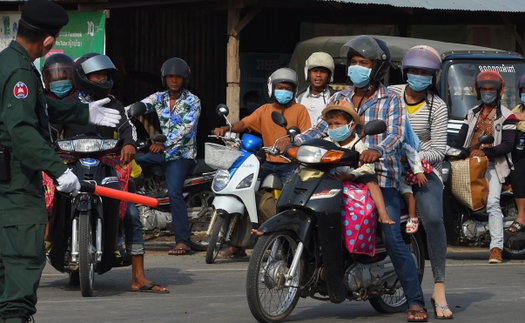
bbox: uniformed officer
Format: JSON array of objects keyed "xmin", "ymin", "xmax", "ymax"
[{"xmin": 0, "ymin": 1, "xmax": 121, "ymax": 322}]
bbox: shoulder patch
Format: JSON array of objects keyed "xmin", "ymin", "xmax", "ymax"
[{"xmin": 13, "ymin": 82, "xmax": 29, "ymax": 99}]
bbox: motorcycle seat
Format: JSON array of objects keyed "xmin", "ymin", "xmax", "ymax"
[{"xmin": 190, "ymin": 159, "xmax": 214, "ymax": 175}]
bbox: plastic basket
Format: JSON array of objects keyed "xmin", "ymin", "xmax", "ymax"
[{"xmin": 204, "ymin": 142, "xmax": 243, "ymax": 170}]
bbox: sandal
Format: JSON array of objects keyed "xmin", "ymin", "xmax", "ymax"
[
  {"xmin": 431, "ymin": 298, "xmax": 453, "ymax": 320},
  {"xmin": 508, "ymin": 220, "xmax": 525, "ymax": 233},
  {"xmin": 406, "ymin": 218, "xmax": 419, "ymax": 234},
  {"xmin": 168, "ymin": 244, "xmax": 194, "ymax": 256},
  {"xmin": 407, "ymin": 305, "xmax": 428, "ymax": 322}
]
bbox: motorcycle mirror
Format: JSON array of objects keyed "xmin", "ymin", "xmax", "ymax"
[
  {"xmin": 151, "ymin": 133, "xmax": 168, "ymax": 143},
  {"xmin": 287, "ymin": 126, "xmax": 300, "ymax": 139},
  {"xmin": 271, "ymin": 111, "xmax": 288, "ymax": 128},
  {"xmin": 478, "ymin": 135, "xmax": 494, "ymax": 145},
  {"xmin": 216, "ymin": 104, "xmax": 229, "ymax": 117},
  {"xmin": 363, "ymin": 120, "xmax": 387, "ymax": 136},
  {"xmin": 127, "ymin": 102, "xmax": 147, "ymax": 119},
  {"xmin": 467, "ymin": 135, "xmax": 495, "ymax": 150}
]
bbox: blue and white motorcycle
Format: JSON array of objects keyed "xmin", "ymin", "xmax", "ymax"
[{"xmin": 204, "ymin": 104, "xmax": 295, "ymax": 264}]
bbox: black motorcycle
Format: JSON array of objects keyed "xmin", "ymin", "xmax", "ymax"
[
  {"xmin": 245, "ymin": 114, "xmax": 425, "ymax": 323},
  {"xmin": 129, "ymin": 102, "xmax": 216, "ymax": 251},
  {"xmin": 48, "ymin": 132, "xmax": 125, "ymax": 297},
  {"xmin": 443, "ymin": 135, "xmax": 525, "ymax": 259}
]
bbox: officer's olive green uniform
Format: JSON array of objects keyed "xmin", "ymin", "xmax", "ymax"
[{"xmin": 0, "ymin": 41, "xmax": 89, "ymax": 319}]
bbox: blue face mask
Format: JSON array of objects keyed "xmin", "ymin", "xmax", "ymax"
[
  {"xmin": 521, "ymin": 93, "xmax": 525, "ymax": 105},
  {"xmin": 348, "ymin": 65, "xmax": 371, "ymax": 88},
  {"xmin": 50, "ymin": 80, "xmax": 72, "ymax": 98},
  {"xmin": 274, "ymin": 90, "xmax": 293, "ymax": 105},
  {"xmin": 407, "ymin": 74, "xmax": 432, "ymax": 92},
  {"xmin": 480, "ymin": 91, "xmax": 498, "ymax": 105},
  {"xmin": 327, "ymin": 123, "xmax": 352, "ymax": 142}
]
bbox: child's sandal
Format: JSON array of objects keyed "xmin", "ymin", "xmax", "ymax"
[{"xmin": 406, "ymin": 218, "xmax": 419, "ymax": 234}]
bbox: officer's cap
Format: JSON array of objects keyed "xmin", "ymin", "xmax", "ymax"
[{"xmin": 21, "ymin": 0, "xmax": 69, "ymax": 35}]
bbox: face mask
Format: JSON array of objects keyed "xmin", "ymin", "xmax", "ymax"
[
  {"xmin": 246, "ymin": 102, "xmax": 259, "ymax": 113},
  {"xmin": 348, "ymin": 65, "xmax": 371, "ymax": 88},
  {"xmin": 407, "ymin": 74, "xmax": 432, "ymax": 92},
  {"xmin": 274, "ymin": 90, "xmax": 293, "ymax": 105},
  {"xmin": 480, "ymin": 91, "xmax": 498, "ymax": 105},
  {"xmin": 327, "ymin": 123, "xmax": 352, "ymax": 142},
  {"xmin": 521, "ymin": 93, "xmax": 525, "ymax": 105},
  {"xmin": 50, "ymin": 80, "xmax": 73, "ymax": 98}
]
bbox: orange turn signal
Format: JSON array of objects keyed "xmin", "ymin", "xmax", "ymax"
[{"xmin": 321, "ymin": 150, "xmax": 344, "ymax": 163}]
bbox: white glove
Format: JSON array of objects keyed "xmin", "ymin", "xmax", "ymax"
[
  {"xmin": 88, "ymin": 98, "xmax": 121, "ymax": 127},
  {"xmin": 56, "ymin": 168, "xmax": 81, "ymax": 196}
]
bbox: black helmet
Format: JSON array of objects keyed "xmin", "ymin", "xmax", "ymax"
[
  {"xmin": 73, "ymin": 53, "xmax": 117, "ymax": 99},
  {"xmin": 340, "ymin": 35, "xmax": 391, "ymax": 84},
  {"xmin": 161, "ymin": 57, "xmax": 190, "ymax": 89},
  {"xmin": 42, "ymin": 53, "xmax": 74, "ymax": 90}
]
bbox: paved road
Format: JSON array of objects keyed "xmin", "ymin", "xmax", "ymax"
[{"xmin": 35, "ymin": 244, "xmax": 525, "ymax": 323}]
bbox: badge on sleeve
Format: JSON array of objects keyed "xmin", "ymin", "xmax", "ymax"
[{"xmin": 13, "ymin": 82, "xmax": 29, "ymax": 99}]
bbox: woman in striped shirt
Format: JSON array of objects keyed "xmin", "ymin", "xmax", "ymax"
[{"xmin": 389, "ymin": 45, "xmax": 452, "ymax": 320}]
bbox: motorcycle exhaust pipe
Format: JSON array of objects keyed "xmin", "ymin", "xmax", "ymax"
[{"xmin": 79, "ymin": 181, "xmax": 159, "ymax": 207}]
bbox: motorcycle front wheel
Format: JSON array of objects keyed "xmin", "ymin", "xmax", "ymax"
[
  {"xmin": 246, "ymin": 230, "xmax": 301, "ymax": 323},
  {"xmin": 186, "ymin": 188, "xmax": 215, "ymax": 251},
  {"xmin": 369, "ymin": 231, "xmax": 425, "ymax": 313},
  {"xmin": 205, "ymin": 213, "xmax": 229, "ymax": 264},
  {"xmin": 78, "ymin": 211, "xmax": 96, "ymax": 297}
]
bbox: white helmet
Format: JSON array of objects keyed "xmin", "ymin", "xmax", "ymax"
[
  {"xmin": 304, "ymin": 52, "xmax": 334, "ymax": 83},
  {"xmin": 267, "ymin": 67, "xmax": 298, "ymax": 98}
]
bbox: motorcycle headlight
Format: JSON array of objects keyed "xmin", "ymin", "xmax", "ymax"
[
  {"xmin": 56, "ymin": 139, "xmax": 119, "ymax": 152},
  {"xmin": 288, "ymin": 145, "xmax": 344, "ymax": 164},
  {"xmin": 213, "ymin": 169, "xmax": 230, "ymax": 192}
]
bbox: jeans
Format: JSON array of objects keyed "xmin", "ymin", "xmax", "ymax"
[
  {"xmin": 486, "ymin": 162, "xmax": 504, "ymax": 250},
  {"xmin": 136, "ymin": 153, "xmax": 195, "ymax": 245},
  {"xmin": 380, "ymin": 187, "xmax": 425, "ymax": 308},
  {"xmin": 123, "ymin": 202, "xmax": 145, "ymax": 255},
  {"xmin": 259, "ymin": 162, "xmax": 296, "ymax": 185},
  {"xmin": 412, "ymin": 172, "xmax": 447, "ymax": 283}
]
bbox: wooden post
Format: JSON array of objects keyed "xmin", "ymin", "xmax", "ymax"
[{"xmin": 226, "ymin": 9, "xmax": 241, "ymax": 123}]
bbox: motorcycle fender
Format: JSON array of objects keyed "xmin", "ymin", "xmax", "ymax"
[
  {"xmin": 317, "ymin": 211, "xmax": 347, "ymax": 304},
  {"xmin": 213, "ymin": 195, "xmax": 245, "ymax": 215},
  {"xmin": 257, "ymin": 209, "xmax": 313, "ymax": 245}
]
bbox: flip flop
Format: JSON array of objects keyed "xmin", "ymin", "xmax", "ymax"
[
  {"xmin": 128, "ymin": 282, "xmax": 170, "ymax": 293},
  {"xmin": 168, "ymin": 246, "xmax": 194, "ymax": 256}
]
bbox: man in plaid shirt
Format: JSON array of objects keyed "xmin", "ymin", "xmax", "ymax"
[{"xmin": 293, "ymin": 35, "xmax": 427, "ymax": 322}]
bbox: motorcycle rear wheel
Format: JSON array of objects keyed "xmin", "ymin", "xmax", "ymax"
[
  {"xmin": 78, "ymin": 211, "xmax": 96, "ymax": 297},
  {"xmin": 246, "ymin": 230, "xmax": 301, "ymax": 323},
  {"xmin": 186, "ymin": 188, "xmax": 215, "ymax": 251},
  {"xmin": 205, "ymin": 214, "xmax": 228, "ymax": 264},
  {"xmin": 369, "ymin": 231, "xmax": 425, "ymax": 313}
]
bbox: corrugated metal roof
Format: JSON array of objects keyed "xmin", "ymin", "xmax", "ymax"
[{"xmin": 323, "ymin": 0, "xmax": 525, "ymax": 12}]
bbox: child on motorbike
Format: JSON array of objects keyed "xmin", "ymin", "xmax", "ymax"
[{"xmin": 322, "ymin": 100, "xmax": 394, "ymax": 225}]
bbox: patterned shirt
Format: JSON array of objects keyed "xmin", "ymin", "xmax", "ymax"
[
  {"xmin": 138, "ymin": 89, "xmax": 201, "ymax": 161},
  {"xmin": 294, "ymin": 83, "xmax": 405, "ymax": 189}
]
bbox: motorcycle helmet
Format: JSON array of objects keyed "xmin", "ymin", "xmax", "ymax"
[
  {"xmin": 73, "ymin": 53, "xmax": 117, "ymax": 99},
  {"xmin": 267, "ymin": 67, "xmax": 298, "ymax": 98},
  {"xmin": 474, "ymin": 70, "xmax": 505, "ymax": 100},
  {"xmin": 42, "ymin": 53, "xmax": 74, "ymax": 91},
  {"xmin": 518, "ymin": 74, "xmax": 525, "ymax": 94},
  {"xmin": 304, "ymin": 52, "xmax": 335, "ymax": 82},
  {"xmin": 161, "ymin": 57, "xmax": 191, "ymax": 89},
  {"xmin": 402, "ymin": 45, "xmax": 442, "ymax": 80},
  {"xmin": 340, "ymin": 35, "xmax": 391, "ymax": 84}
]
